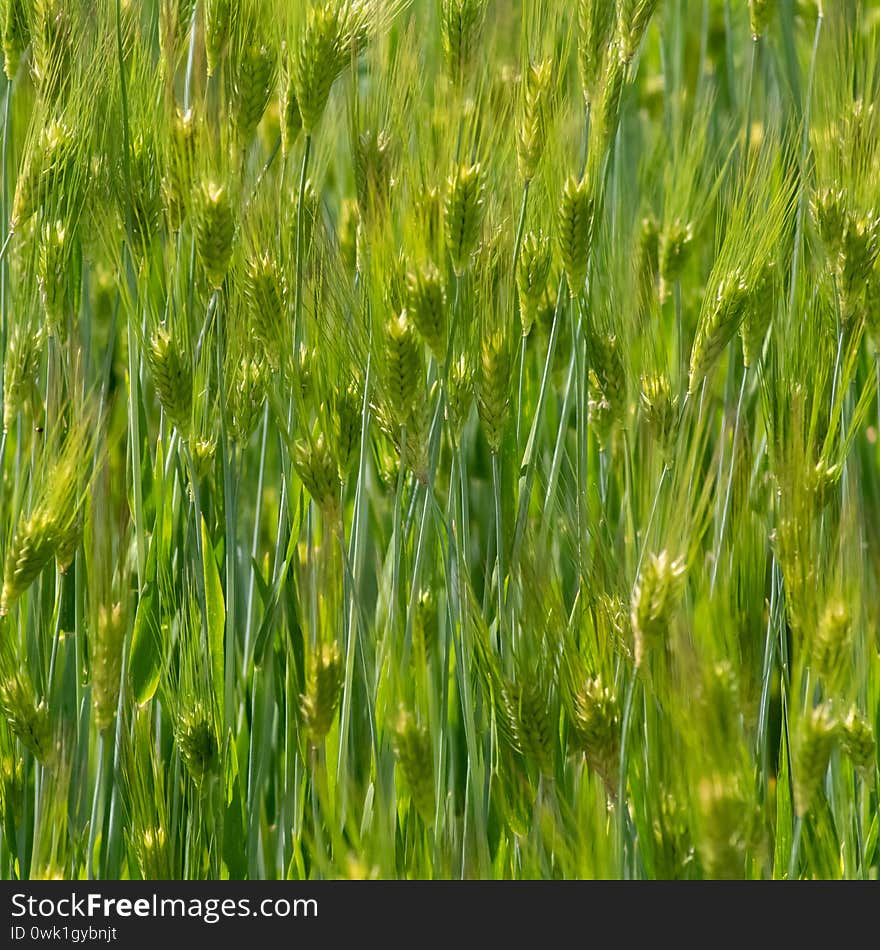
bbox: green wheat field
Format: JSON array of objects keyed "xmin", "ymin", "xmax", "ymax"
[{"xmin": 0, "ymin": 0, "xmax": 878, "ymax": 882}]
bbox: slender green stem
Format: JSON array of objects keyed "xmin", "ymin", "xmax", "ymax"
[
  {"xmin": 511, "ymin": 274, "xmax": 567, "ymax": 568},
  {"xmin": 711, "ymin": 367, "xmax": 748, "ymax": 594},
  {"xmin": 294, "ymin": 135, "xmax": 313, "ymax": 350},
  {"xmin": 491, "ymin": 452, "xmax": 504, "ymax": 644}
]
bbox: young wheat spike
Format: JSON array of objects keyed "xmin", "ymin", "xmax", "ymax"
[
  {"xmin": 578, "ymin": 0, "xmax": 616, "ymax": 105},
  {"xmin": 440, "ymin": 0, "xmax": 485, "ymax": 88},
  {"xmin": 195, "ymin": 180, "xmax": 235, "ymax": 289},
  {"xmin": 293, "ymin": 2, "xmax": 351, "ymax": 135},
  {"xmin": 841, "ymin": 708, "xmax": 876, "ymax": 781},
  {"xmin": 91, "ymin": 603, "xmax": 125, "ymax": 733},
  {"xmin": 502, "ymin": 678, "xmax": 555, "ymax": 778},
  {"xmin": 292, "ymin": 431, "xmax": 341, "ymax": 520},
  {"xmin": 0, "ymin": 673, "xmax": 54, "ymax": 764},
  {"xmin": 618, "ymin": 0, "xmax": 661, "ymax": 64},
  {"xmin": 233, "ymin": 42, "xmax": 278, "ymax": 144},
  {"xmin": 300, "ymin": 642, "xmax": 344, "ymax": 745},
  {"xmin": 1, "ymin": 0, "xmax": 28, "ymax": 80},
  {"xmin": 406, "ymin": 262, "xmax": 447, "ymax": 361},
  {"xmin": 393, "ymin": 710, "xmax": 435, "ymax": 823},
  {"xmin": 749, "ymin": 0, "xmax": 775, "ymax": 40},
  {"xmin": 517, "ymin": 229, "xmax": 552, "ymax": 336},
  {"xmin": 740, "ymin": 260, "xmax": 776, "ymax": 368},
  {"xmin": 558, "ymin": 174, "xmax": 593, "ymax": 296},
  {"xmin": 243, "ymin": 252, "xmax": 285, "ymax": 369},
  {"xmin": 148, "ymin": 327, "xmax": 193, "ymax": 436},
  {"xmin": 205, "ymin": 0, "xmax": 231, "ymax": 76},
  {"xmin": 517, "ymin": 59, "xmax": 552, "ymax": 183},
  {"xmin": 631, "ymin": 550, "xmax": 686, "ymax": 668},
  {"xmin": 640, "ymin": 373, "xmax": 678, "ymax": 454},
  {"xmin": 2, "ymin": 512, "xmax": 57, "ymax": 615},
  {"xmin": 444, "ymin": 162, "xmax": 486, "ymax": 277},
  {"xmin": 177, "ymin": 705, "xmax": 220, "ymax": 786},
  {"xmin": 331, "ymin": 382, "xmax": 361, "ymax": 479},
  {"xmin": 279, "ymin": 41, "xmax": 303, "ymax": 157},
  {"xmin": 793, "ymin": 703, "xmax": 838, "ymax": 816},
  {"xmin": 384, "ymin": 310, "xmax": 423, "ymax": 430},
  {"xmin": 569, "ymin": 676, "xmax": 620, "ymax": 794},
  {"xmin": 812, "ymin": 597, "xmax": 851, "ymax": 693},
  {"xmin": 477, "ymin": 328, "xmax": 512, "ymax": 454},
  {"xmin": 227, "ymin": 353, "xmax": 269, "ymax": 445},
  {"xmin": 688, "ymin": 267, "xmax": 751, "ymax": 394}
]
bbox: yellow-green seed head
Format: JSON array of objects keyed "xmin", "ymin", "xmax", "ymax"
[
  {"xmin": 148, "ymin": 327, "xmax": 192, "ymax": 436},
  {"xmin": 812, "ymin": 186, "xmax": 847, "ymax": 259},
  {"xmin": 356, "ymin": 127, "xmax": 394, "ymax": 216},
  {"xmin": 294, "ymin": 3, "xmax": 349, "ymax": 134},
  {"xmin": 129, "ymin": 132, "xmax": 164, "ymax": 250},
  {"xmin": 135, "ymin": 825, "xmax": 172, "ymax": 881},
  {"xmin": 793, "ymin": 703, "xmax": 838, "ymax": 816},
  {"xmin": 841, "ymin": 708, "xmax": 876, "ymax": 781},
  {"xmin": 413, "ymin": 588, "xmax": 438, "ymax": 659},
  {"xmin": 839, "ymin": 210, "xmax": 880, "ymax": 316},
  {"xmin": 440, "ymin": 0, "xmax": 485, "ymax": 88},
  {"xmin": 591, "ymin": 333, "xmax": 625, "ymax": 424},
  {"xmin": 280, "ymin": 42, "xmax": 303, "ymax": 156},
  {"xmin": 570, "ymin": 676, "xmax": 620, "ymax": 793},
  {"xmin": 228, "ymin": 354, "xmax": 268, "ymax": 445},
  {"xmin": 54, "ymin": 513, "xmax": 81, "ymax": 575},
  {"xmin": 658, "ymin": 218, "xmax": 694, "ymax": 292},
  {"xmin": 234, "ymin": 42, "xmax": 277, "ymax": 143},
  {"xmin": 37, "ymin": 219, "xmax": 71, "ymax": 337},
  {"xmin": 91, "ymin": 602, "xmax": 124, "ymax": 733},
  {"xmin": 639, "ymin": 214, "xmax": 660, "ymax": 287},
  {"xmin": 598, "ymin": 45, "xmax": 626, "ymax": 145},
  {"xmin": 619, "ymin": 0, "xmax": 661, "ymax": 64},
  {"xmin": 384, "ymin": 311, "xmax": 423, "ymax": 429},
  {"xmin": 0, "ymin": 751, "xmax": 24, "ymax": 827},
  {"xmin": 332, "ymin": 383, "xmax": 361, "ymax": 479},
  {"xmin": 293, "ymin": 432, "xmax": 341, "ymax": 519},
  {"xmin": 631, "ymin": 550, "xmax": 686, "ymax": 667},
  {"xmin": 393, "ymin": 710, "xmax": 435, "ymax": 823},
  {"xmin": 196, "ymin": 181, "xmax": 235, "ymax": 288},
  {"xmin": 163, "ymin": 108, "xmax": 197, "ymax": 232},
  {"xmin": 300, "ymin": 642, "xmax": 344, "ymax": 745},
  {"xmin": 517, "ymin": 58, "xmax": 552, "ymax": 182},
  {"xmin": 1, "ymin": 509, "xmax": 58, "ymax": 615},
  {"xmin": 32, "ymin": 0, "xmax": 73, "ymax": 99},
  {"xmin": 3, "ymin": 327, "xmax": 43, "ymax": 433},
  {"xmin": 0, "ymin": 674, "xmax": 54, "ymax": 764},
  {"xmin": 2, "ymin": 0, "xmax": 29, "ymax": 80},
  {"xmin": 640, "ymin": 373, "xmax": 678, "ymax": 454},
  {"xmin": 444, "ymin": 162, "xmax": 486, "ymax": 277},
  {"xmin": 204, "ymin": 0, "xmax": 231, "ymax": 76},
  {"xmin": 740, "ymin": 260, "xmax": 776, "ymax": 368},
  {"xmin": 749, "ymin": 0, "xmax": 775, "ymax": 39},
  {"xmin": 558, "ymin": 175, "xmax": 593, "ymax": 296},
  {"xmin": 696, "ymin": 772, "xmax": 758, "ymax": 879},
  {"xmin": 11, "ymin": 118, "xmax": 76, "ymax": 232},
  {"xmin": 503, "ymin": 678, "xmax": 554, "ymax": 777},
  {"xmin": 477, "ymin": 328, "xmax": 512, "ymax": 454},
  {"xmin": 578, "ymin": 0, "xmax": 616, "ymax": 103},
  {"xmin": 812, "ymin": 598, "xmax": 851, "ymax": 692},
  {"xmin": 405, "ymin": 262, "xmax": 447, "ymax": 361},
  {"xmin": 447, "ymin": 356, "xmax": 473, "ymax": 435},
  {"xmin": 177, "ymin": 706, "xmax": 219, "ymax": 785},
  {"xmin": 244, "ymin": 253, "xmax": 285, "ymax": 369},
  {"xmin": 517, "ymin": 229, "xmax": 552, "ymax": 336},
  {"xmin": 689, "ymin": 268, "xmax": 751, "ymax": 393},
  {"xmin": 338, "ymin": 197, "xmax": 360, "ymax": 273}
]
